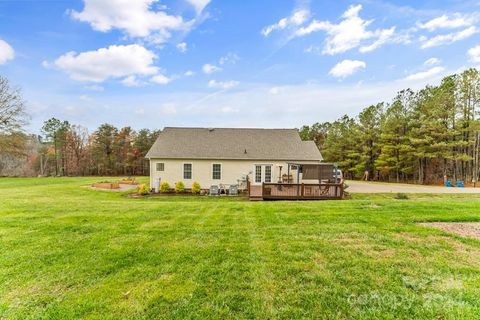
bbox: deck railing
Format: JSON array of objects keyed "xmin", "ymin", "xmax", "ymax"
[{"xmin": 261, "ymin": 182, "xmax": 344, "ymax": 200}]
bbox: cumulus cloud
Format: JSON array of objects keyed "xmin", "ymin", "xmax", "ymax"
[
  {"xmin": 150, "ymin": 74, "xmax": 171, "ymax": 85},
  {"xmin": 208, "ymin": 80, "xmax": 239, "ymax": 89},
  {"xmin": 51, "ymin": 44, "xmax": 158, "ymax": 82},
  {"xmin": 359, "ymin": 27, "xmax": 396, "ymax": 53},
  {"xmin": 177, "ymin": 42, "xmax": 187, "ymax": 53},
  {"xmin": 468, "ymin": 45, "xmax": 480, "ymax": 63},
  {"xmin": 0, "ymin": 39, "xmax": 14, "ymax": 64},
  {"xmin": 121, "ymin": 75, "xmax": 142, "ymax": 87},
  {"xmin": 69, "ymin": 0, "xmax": 208, "ymax": 44},
  {"xmin": 202, "ymin": 63, "xmax": 222, "ymax": 74},
  {"xmin": 295, "ymin": 4, "xmax": 397, "ymax": 55},
  {"xmin": 420, "ymin": 26, "xmax": 477, "ymax": 49},
  {"xmin": 403, "ymin": 66, "xmax": 445, "ymax": 81},
  {"xmin": 418, "ymin": 13, "xmax": 477, "ymax": 31},
  {"xmin": 329, "ymin": 60, "xmax": 366, "ymax": 78},
  {"xmin": 219, "ymin": 52, "xmax": 239, "ymax": 65},
  {"xmin": 262, "ymin": 9, "xmax": 309, "ymax": 36},
  {"xmin": 184, "ymin": 70, "xmax": 195, "ymax": 77}
]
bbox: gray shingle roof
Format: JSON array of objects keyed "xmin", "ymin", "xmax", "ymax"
[{"xmin": 146, "ymin": 127, "xmax": 323, "ymax": 161}]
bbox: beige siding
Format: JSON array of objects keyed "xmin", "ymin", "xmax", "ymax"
[{"xmin": 149, "ymin": 159, "xmax": 321, "ymax": 190}]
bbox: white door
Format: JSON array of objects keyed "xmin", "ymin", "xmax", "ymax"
[{"xmin": 254, "ymin": 165, "xmax": 273, "ymax": 184}]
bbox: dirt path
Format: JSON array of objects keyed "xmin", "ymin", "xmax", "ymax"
[{"xmin": 347, "ymin": 180, "xmax": 480, "ymax": 194}]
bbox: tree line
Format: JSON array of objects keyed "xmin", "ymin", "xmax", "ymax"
[
  {"xmin": 0, "ymin": 75, "xmax": 159, "ymax": 177},
  {"xmin": 299, "ymin": 68, "xmax": 480, "ymax": 185}
]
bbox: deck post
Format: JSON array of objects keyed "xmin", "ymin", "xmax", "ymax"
[
  {"xmin": 301, "ymin": 183, "xmax": 305, "ymax": 199},
  {"xmin": 262, "ymin": 182, "xmax": 264, "ymax": 198}
]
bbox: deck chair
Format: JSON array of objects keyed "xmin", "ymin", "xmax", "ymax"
[
  {"xmin": 456, "ymin": 181, "xmax": 465, "ymax": 188},
  {"xmin": 445, "ymin": 181, "xmax": 453, "ymax": 187},
  {"xmin": 210, "ymin": 185, "xmax": 219, "ymax": 195}
]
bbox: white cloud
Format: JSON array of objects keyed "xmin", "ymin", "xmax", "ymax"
[
  {"xmin": 419, "ymin": 14, "xmax": 476, "ymax": 31},
  {"xmin": 296, "ymin": 4, "xmax": 396, "ymax": 55},
  {"xmin": 0, "ymin": 39, "xmax": 14, "ymax": 64},
  {"xmin": 221, "ymin": 106, "xmax": 239, "ymax": 113},
  {"xmin": 359, "ymin": 27, "xmax": 396, "ymax": 53},
  {"xmin": 424, "ymin": 57, "xmax": 441, "ymax": 66},
  {"xmin": 79, "ymin": 94, "xmax": 92, "ymax": 101},
  {"xmin": 69, "ymin": 0, "xmax": 207, "ymax": 44},
  {"xmin": 262, "ymin": 9, "xmax": 309, "ymax": 36},
  {"xmin": 177, "ymin": 42, "xmax": 187, "ymax": 53},
  {"xmin": 403, "ymin": 66, "xmax": 445, "ymax": 81},
  {"xmin": 52, "ymin": 44, "xmax": 158, "ymax": 82},
  {"xmin": 329, "ymin": 60, "xmax": 366, "ymax": 78},
  {"xmin": 150, "ymin": 74, "xmax": 171, "ymax": 85},
  {"xmin": 468, "ymin": 45, "xmax": 480, "ymax": 63},
  {"xmin": 208, "ymin": 80, "xmax": 239, "ymax": 89},
  {"xmin": 121, "ymin": 75, "xmax": 142, "ymax": 87},
  {"xmin": 184, "ymin": 70, "xmax": 195, "ymax": 77},
  {"xmin": 202, "ymin": 63, "xmax": 222, "ymax": 74},
  {"xmin": 186, "ymin": 0, "xmax": 211, "ymax": 14},
  {"xmin": 420, "ymin": 26, "xmax": 477, "ymax": 48},
  {"xmin": 160, "ymin": 103, "xmax": 177, "ymax": 115},
  {"xmin": 269, "ymin": 87, "xmax": 281, "ymax": 94},
  {"xmin": 134, "ymin": 107, "xmax": 145, "ymax": 115},
  {"xmin": 219, "ymin": 53, "xmax": 239, "ymax": 65},
  {"xmin": 84, "ymin": 84, "xmax": 104, "ymax": 91}
]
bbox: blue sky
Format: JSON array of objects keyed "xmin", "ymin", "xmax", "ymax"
[{"xmin": 1, "ymin": 0, "xmax": 480, "ymax": 133}]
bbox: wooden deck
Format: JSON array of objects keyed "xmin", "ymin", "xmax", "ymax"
[{"xmin": 248, "ymin": 182, "xmax": 344, "ymax": 200}]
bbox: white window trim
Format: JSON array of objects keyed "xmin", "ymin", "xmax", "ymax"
[
  {"xmin": 253, "ymin": 164, "xmax": 274, "ymax": 184},
  {"xmin": 156, "ymin": 162, "xmax": 165, "ymax": 172},
  {"xmin": 183, "ymin": 163, "xmax": 193, "ymax": 180},
  {"xmin": 212, "ymin": 163, "xmax": 222, "ymax": 180}
]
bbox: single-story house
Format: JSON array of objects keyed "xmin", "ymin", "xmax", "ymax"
[{"xmin": 146, "ymin": 127, "xmax": 323, "ymax": 191}]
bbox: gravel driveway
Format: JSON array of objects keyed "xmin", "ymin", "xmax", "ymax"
[{"xmin": 347, "ymin": 180, "xmax": 480, "ymax": 194}]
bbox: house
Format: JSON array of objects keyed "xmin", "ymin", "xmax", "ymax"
[{"xmin": 146, "ymin": 127, "xmax": 323, "ymax": 192}]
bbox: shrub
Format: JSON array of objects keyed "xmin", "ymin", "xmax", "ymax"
[
  {"xmin": 160, "ymin": 181, "xmax": 171, "ymax": 193},
  {"xmin": 395, "ymin": 193, "xmax": 409, "ymax": 200},
  {"xmin": 192, "ymin": 181, "xmax": 201, "ymax": 194},
  {"xmin": 138, "ymin": 184, "xmax": 149, "ymax": 196},
  {"xmin": 175, "ymin": 181, "xmax": 185, "ymax": 193}
]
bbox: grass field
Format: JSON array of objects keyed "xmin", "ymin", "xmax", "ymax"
[{"xmin": 2, "ymin": 177, "xmax": 480, "ymax": 319}]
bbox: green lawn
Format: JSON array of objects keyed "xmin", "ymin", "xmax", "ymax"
[{"xmin": 2, "ymin": 177, "xmax": 480, "ymax": 319}]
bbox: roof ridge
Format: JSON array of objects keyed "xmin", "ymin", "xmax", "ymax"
[{"xmin": 163, "ymin": 127, "xmax": 298, "ymax": 130}]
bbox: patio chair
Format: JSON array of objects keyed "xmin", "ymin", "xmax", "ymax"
[
  {"xmin": 229, "ymin": 185, "xmax": 238, "ymax": 196},
  {"xmin": 210, "ymin": 185, "xmax": 219, "ymax": 195},
  {"xmin": 456, "ymin": 181, "xmax": 465, "ymax": 188}
]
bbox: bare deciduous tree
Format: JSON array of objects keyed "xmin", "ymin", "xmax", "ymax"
[{"xmin": 0, "ymin": 75, "xmax": 27, "ymax": 134}]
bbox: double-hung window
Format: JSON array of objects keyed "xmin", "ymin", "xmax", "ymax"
[
  {"xmin": 183, "ymin": 163, "xmax": 192, "ymax": 179},
  {"xmin": 156, "ymin": 163, "xmax": 164, "ymax": 171},
  {"xmin": 212, "ymin": 164, "xmax": 221, "ymax": 180}
]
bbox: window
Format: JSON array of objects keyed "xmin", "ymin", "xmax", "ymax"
[
  {"xmin": 265, "ymin": 165, "xmax": 272, "ymax": 183},
  {"xmin": 255, "ymin": 165, "xmax": 262, "ymax": 183},
  {"xmin": 156, "ymin": 163, "xmax": 164, "ymax": 171},
  {"xmin": 183, "ymin": 163, "xmax": 192, "ymax": 179},
  {"xmin": 212, "ymin": 164, "xmax": 221, "ymax": 180}
]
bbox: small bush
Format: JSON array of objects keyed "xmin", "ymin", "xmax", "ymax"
[
  {"xmin": 175, "ymin": 181, "xmax": 185, "ymax": 193},
  {"xmin": 160, "ymin": 181, "xmax": 171, "ymax": 193},
  {"xmin": 395, "ymin": 193, "xmax": 409, "ymax": 200},
  {"xmin": 138, "ymin": 184, "xmax": 149, "ymax": 196},
  {"xmin": 192, "ymin": 181, "xmax": 201, "ymax": 194}
]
